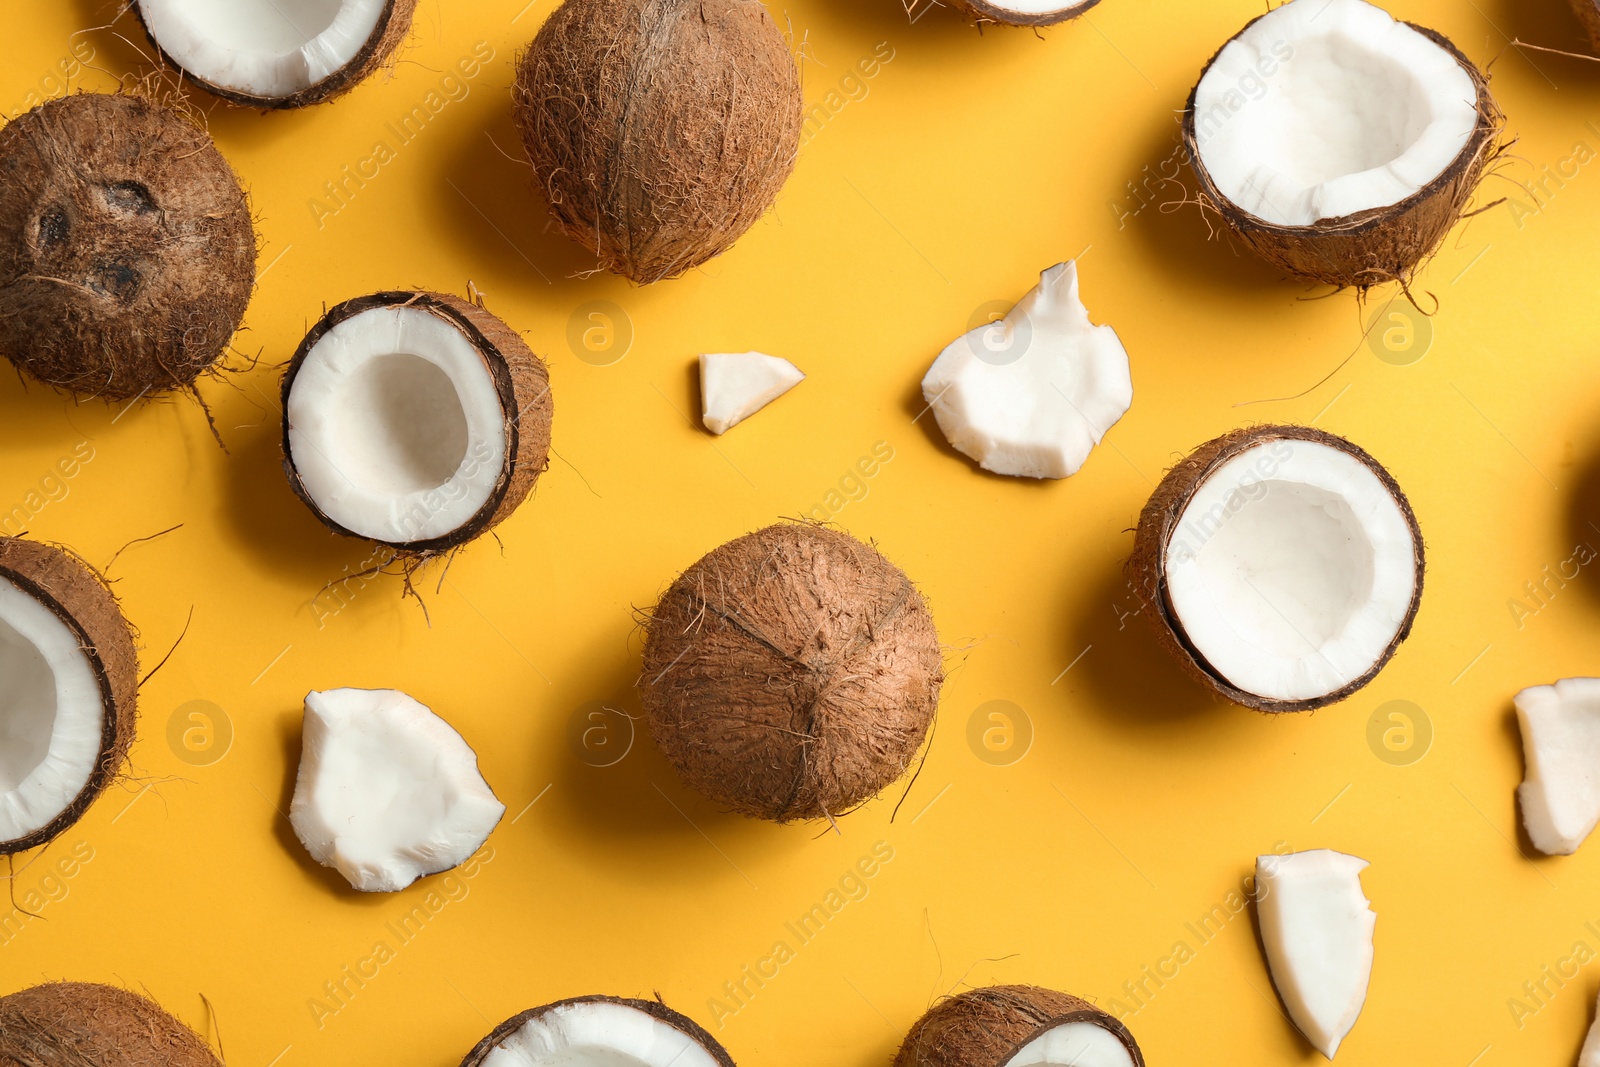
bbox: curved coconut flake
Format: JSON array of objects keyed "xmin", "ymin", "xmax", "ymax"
[
  {"xmin": 700, "ymin": 352, "xmax": 804, "ymax": 434},
  {"xmin": 134, "ymin": 0, "xmax": 414, "ymax": 108},
  {"xmin": 1514, "ymin": 678, "xmax": 1600, "ymax": 855},
  {"xmin": 289, "ymin": 688, "xmax": 504, "ymax": 893},
  {"xmin": 1255, "ymin": 850, "xmax": 1375, "ymax": 1059},
  {"xmin": 922, "ymin": 261, "xmax": 1131, "ymax": 480},
  {"xmin": 283, "ymin": 291, "xmax": 553, "ymax": 552},
  {"xmin": 463, "ymin": 997, "xmax": 734, "ymax": 1067},
  {"xmin": 1193, "ymin": 0, "xmax": 1478, "ymax": 228}
]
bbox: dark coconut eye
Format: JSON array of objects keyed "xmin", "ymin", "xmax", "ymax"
[
  {"xmin": 103, "ymin": 180, "xmax": 157, "ymax": 216},
  {"xmin": 92, "ymin": 259, "xmax": 142, "ymax": 303},
  {"xmin": 36, "ymin": 208, "xmax": 69, "ymax": 248}
]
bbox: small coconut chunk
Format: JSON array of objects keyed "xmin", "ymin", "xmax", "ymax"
[
  {"xmin": 289, "ymin": 688, "xmax": 504, "ymax": 893},
  {"xmin": 1514, "ymin": 679, "xmax": 1600, "ymax": 855},
  {"xmin": 921, "ymin": 261, "xmax": 1132, "ymax": 480},
  {"xmin": 468, "ymin": 998, "xmax": 730, "ymax": 1067},
  {"xmin": 1256, "ymin": 850, "xmax": 1375, "ymax": 1059},
  {"xmin": 699, "ymin": 352, "xmax": 804, "ymax": 435}
]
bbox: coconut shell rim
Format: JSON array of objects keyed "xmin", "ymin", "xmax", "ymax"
[
  {"xmin": 894, "ymin": 984, "xmax": 1145, "ymax": 1067},
  {"xmin": 131, "ymin": 0, "xmax": 417, "ymax": 110},
  {"xmin": 955, "ymin": 0, "xmax": 1105, "ymax": 27},
  {"xmin": 0, "ymin": 539, "xmax": 138, "ymax": 854},
  {"xmin": 279, "ymin": 289, "xmax": 550, "ymax": 555},
  {"xmin": 1128, "ymin": 424, "xmax": 1425, "ymax": 714},
  {"xmin": 457, "ymin": 995, "xmax": 735, "ymax": 1067}
]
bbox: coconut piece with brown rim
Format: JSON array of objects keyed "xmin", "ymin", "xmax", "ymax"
[
  {"xmin": 133, "ymin": 0, "xmax": 417, "ymax": 109},
  {"xmin": 0, "ymin": 982, "xmax": 221, "ymax": 1067},
  {"xmin": 459, "ymin": 996, "xmax": 734, "ymax": 1067},
  {"xmin": 951, "ymin": 0, "xmax": 1102, "ymax": 27},
  {"xmin": 1184, "ymin": 0, "xmax": 1500, "ymax": 290},
  {"xmin": 894, "ymin": 985, "xmax": 1144, "ymax": 1067},
  {"xmin": 0, "ymin": 538, "xmax": 137, "ymax": 855},
  {"xmin": 640, "ymin": 523, "xmax": 942, "ymax": 822},
  {"xmin": 0, "ymin": 93, "xmax": 255, "ymax": 400},
  {"xmin": 1128, "ymin": 425, "xmax": 1423, "ymax": 712},
  {"xmin": 281, "ymin": 291, "xmax": 553, "ymax": 554}
]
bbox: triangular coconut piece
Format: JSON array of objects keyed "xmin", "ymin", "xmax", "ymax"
[
  {"xmin": 1515, "ymin": 678, "xmax": 1600, "ymax": 855},
  {"xmin": 699, "ymin": 352, "xmax": 804, "ymax": 435},
  {"xmin": 1255, "ymin": 850, "xmax": 1376, "ymax": 1059}
]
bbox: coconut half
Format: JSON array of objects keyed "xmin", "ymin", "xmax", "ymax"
[
  {"xmin": 894, "ymin": 985, "xmax": 1144, "ymax": 1067},
  {"xmin": 1256, "ymin": 850, "xmax": 1376, "ymax": 1059},
  {"xmin": 289, "ymin": 688, "xmax": 505, "ymax": 893},
  {"xmin": 1513, "ymin": 678, "xmax": 1600, "ymax": 855},
  {"xmin": 133, "ymin": 0, "xmax": 417, "ymax": 109},
  {"xmin": 700, "ymin": 352, "xmax": 804, "ymax": 435},
  {"xmin": 1185, "ymin": 0, "xmax": 1500, "ymax": 290},
  {"xmin": 460, "ymin": 996, "xmax": 735, "ymax": 1067},
  {"xmin": 952, "ymin": 0, "xmax": 1102, "ymax": 27},
  {"xmin": 0, "ymin": 93, "xmax": 256, "ymax": 399},
  {"xmin": 0, "ymin": 538, "xmax": 138, "ymax": 855},
  {"xmin": 0, "ymin": 982, "xmax": 221, "ymax": 1067},
  {"xmin": 1129, "ymin": 425, "xmax": 1423, "ymax": 712},
  {"xmin": 282, "ymin": 291, "xmax": 553, "ymax": 553}
]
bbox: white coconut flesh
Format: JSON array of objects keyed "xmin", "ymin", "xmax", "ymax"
[
  {"xmin": 971, "ymin": 0, "xmax": 1098, "ymax": 17},
  {"xmin": 1256, "ymin": 850, "xmax": 1375, "ymax": 1059},
  {"xmin": 1514, "ymin": 678, "xmax": 1600, "ymax": 855},
  {"xmin": 288, "ymin": 305, "xmax": 509, "ymax": 545},
  {"xmin": 136, "ymin": 0, "xmax": 388, "ymax": 100},
  {"xmin": 289, "ymin": 688, "xmax": 504, "ymax": 893},
  {"xmin": 922, "ymin": 261, "xmax": 1132, "ymax": 480},
  {"xmin": 1004, "ymin": 1023, "xmax": 1135, "ymax": 1067},
  {"xmin": 699, "ymin": 352, "xmax": 804, "ymax": 435},
  {"xmin": 481, "ymin": 1002, "xmax": 721, "ymax": 1067},
  {"xmin": 0, "ymin": 578, "xmax": 103, "ymax": 844},
  {"xmin": 1192, "ymin": 0, "xmax": 1479, "ymax": 227},
  {"xmin": 1163, "ymin": 438, "xmax": 1415, "ymax": 703}
]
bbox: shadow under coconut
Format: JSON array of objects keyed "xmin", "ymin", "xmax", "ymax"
[
  {"xmin": 1490, "ymin": 0, "xmax": 1600, "ymax": 84},
  {"xmin": 1244, "ymin": 884, "xmax": 1320, "ymax": 1059},
  {"xmin": 270, "ymin": 707, "xmax": 374, "ymax": 900},
  {"xmin": 1500, "ymin": 702, "xmax": 1553, "ymax": 864},
  {"xmin": 898, "ymin": 376, "xmax": 1058, "ymax": 489},
  {"xmin": 1563, "ymin": 431, "xmax": 1600, "ymax": 610}
]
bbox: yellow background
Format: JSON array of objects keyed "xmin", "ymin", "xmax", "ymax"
[{"xmin": 3, "ymin": 0, "xmax": 1599, "ymax": 1064}]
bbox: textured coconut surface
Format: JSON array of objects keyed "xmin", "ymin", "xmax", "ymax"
[{"xmin": 4, "ymin": 2, "xmax": 1600, "ymax": 1066}]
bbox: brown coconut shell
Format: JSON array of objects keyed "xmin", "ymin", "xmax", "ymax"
[
  {"xmin": 280, "ymin": 290, "xmax": 554, "ymax": 555},
  {"xmin": 459, "ymin": 996, "xmax": 735, "ymax": 1067},
  {"xmin": 953, "ymin": 0, "xmax": 1103, "ymax": 27},
  {"xmin": 1571, "ymin": 0, "xmax": 1600, "ymax": 51},
  {"xmin": 894, "ymin": 985, "xmax": 1144, "ymax": 1067},
  {"xmin": 513, "ymin": 0, "xmax": 803, "ymax": 284},
  {"xmin": 0, "ymin": 93, "xmax": 255, "ymax": 400},
  {"xmin": 0, "ymin": 982, "xmax": 220, "ymax": 1067},
  {"xmin": 132, "ymin": 0, "xmax": 418, "ymax": 110},
  {"xmin": 1127, "ymin": 425, "xmax": 1424, "ymax": 713},
  {"xmin": 1184, "ymin": 20, "xmax": 1503, "ymax": 292},
  {"xmin": 0, "ymin": 538, "xmax": 139, "ymax": 854},
  {"xmin": 640, "ymin": 523, "xmax": 942, "ymax": 822}
]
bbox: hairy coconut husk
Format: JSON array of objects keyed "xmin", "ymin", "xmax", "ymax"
[
  {"xmin": 280, "ymin": 290, "xmax": 553, "ymax": 555},
  {"xmin": 513, "ymin": 0, "xmax": 803, "ymax": 284},
  {"xmin": 640, "ymin": 523, "xmax": 942, "ymax": 822},
  {"xmin": 0, "ymin": 93, "xmax": 255, "ymax": 400},
  {"xmin": 1571, "ymin": 0, "xmax": 1600, "ymax": 51},
  {"xmin": 459, "ymin": 996, "xmax": 735, "ymax": 1067},
  {"xmin": 1126, "ymin": 425, "xmax": 1424, "ymax": 713},
  {"xmin": 0, "ymin": 538, "xmax": 139, "ymax": 854},
  {"xmin": 0, "ymin": 982, "xmax": 220, "ymax": 1067},
  {"xmin": 1184, "ymin": 21, "xmax": 1503, "ymax": 292},
  {"xmin": 894, "ymin": 985, "xmax": 1144, "ymax": 1067},
  {"xmin": 133, "ymin": 0, "xmax": 419, "ymax": 110},
  {"xmin": 953, "ymin": 0, "xmax": 1103, "ymax": 27}
]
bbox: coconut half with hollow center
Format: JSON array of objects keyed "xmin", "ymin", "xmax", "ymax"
[
  {"xmin": 1129, "ymin": 425, "xmax": 1423, "ymax": 712},
  {"xmin": 133, "ymin": 0, "xmax": 417, "ymax": 109},
  {"xmin": 952, "ymin": 0, "xmax": 1102, "ymax": 27},
  {"xmin": 460, "ymin": 996, "xmax": 734, "ymax": 1067},
  {"xmin": 282, "ymin": 291, "xmax": 553, "ymax": 554},
  {"xmin": 0, "ymin": 93, "xmax": 255, "ymax": 400},
  {"xmin": 1184, "ymin": 0, "xmax": 1500, "ymax": 290},
  {"xmin": 0, "ymin": 982, "xmax": 221, "ymax": 1067},
  {"xmin": 894, "ymin": 985, "xmax": 1144, "ymax": 1067},
  {"xmin": 0, "ymin": 538, "xmax": 138, "ymax": 855},
  {"xmin": 641, "ymin": 523, "xmax": 942, "ymax": 822}
]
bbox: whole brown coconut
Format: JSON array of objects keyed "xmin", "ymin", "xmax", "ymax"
[
  {"xmin": 894, "ymin": 985, "xmax": 1145, "ymax": 1067},
  {"xmin": 953, "ymin": 0, "xmax": 1103, "ymax": 26},
  {"xmin": 460, "ymin": 996, "xmax": 735, "ymax": 1067},
  {"xmin": 1571, "ymin": 0, "xmax": 1600, "ymax": 51},
  {"xmin": 1184, "ymin": 19, "xmax": 1502, "ymax": 292},
  {"xmin": 0, "ymin": 537, "xmax": 139, "ymax": 855},
  {"xmin": 0, "ymin": 982, "xmax": 221, "ymax": 1067},
  {"xmin": 640, "ymin": 524, "xmax": 942, "ymax": 822},
  {"xmin": 514, "ymin": 0, "xmax": 803, "ymax": 284},
  {"xmin": 0, "ymin": 93, "xmax": 255, "ymax": 399}
]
